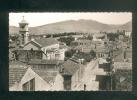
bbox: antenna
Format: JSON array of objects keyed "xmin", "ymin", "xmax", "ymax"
[{"xmin": 22, "ymin": 16, "xmax": 24, "ymax": 20}]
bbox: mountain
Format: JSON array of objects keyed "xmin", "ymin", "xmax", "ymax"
[
  {"xmin": 9, "ymin": 26, "xmax": 19, "ymax": 34},
  {"xmin": 9, "ymin": 19, "xmax": 132, "ymax": 35}
]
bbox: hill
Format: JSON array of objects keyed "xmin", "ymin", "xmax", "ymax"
[{"xmin": 9, "ymin": 19, "xmax": 132, "ymax": 35}]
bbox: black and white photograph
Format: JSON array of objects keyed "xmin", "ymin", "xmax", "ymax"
[{"xmin": 9, "ymin": 12, "xmax": 132, "ymax": 91}]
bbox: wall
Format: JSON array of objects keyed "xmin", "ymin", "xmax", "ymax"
[
  {"xmin": 14, "ymin": 50, "xmax": 43, "ymax": 62},
  {"xmin": 41, "ymin": 44, "xmax": 66, "ymax": 61},
  {"xmin": 71, "ymin": 59, "xmax": 109, "ymax": 91},
  {"xmin": 71, "ymin": 69, "xmax": 82, "ymax": 90},
  {"xmin": 71, "ymin": 64, "xmax": 86, "ymax": 91},
  {"xmin": 51, "ymin": 73, "xmax": 64, "ymax": 91},
  {"xmin": 42, "ymin": 44, "xmax": 59, "ymax": 52},
  {"xmin": 42, "ymin": 44, "xmax": 59, "ymax": 59},
  {"xmin": 59, "ymin": 49, "xmax": 66, "ymax": 60},
  {"xmin": 20, "ymin": 68, "xmax": 51, "ymax": 91},
  {"xmin": 25, "ymin": 32, "xmax": 29, "ymax": 44}
]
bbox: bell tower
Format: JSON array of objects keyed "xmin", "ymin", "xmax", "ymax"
[{"xmin": 19, "ymin": 16, "xmax": 29, "ymax": 46}]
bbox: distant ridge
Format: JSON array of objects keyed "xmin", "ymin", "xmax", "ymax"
[{"xmin": 9, "ymin": 19, "xmax": 132, "ymax": 35}]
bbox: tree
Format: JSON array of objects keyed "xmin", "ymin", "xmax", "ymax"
[
  {"xmin": 75, "ymin": 52, "xmax": 93, "ymax": 62},
  {"xmin": 65, "ymin": 49, "xmax": 76, "ymax": 58},
  {"xmin": 58, "ymin": 36, "xmax": 75, "ymax": 45},
  {"xmin": 107, "ymin": 33, "xmax": 119, "ymax": 41},
  {"xmin": 87, "ymin": 35, "xmax": 93, "ymax": 40}
]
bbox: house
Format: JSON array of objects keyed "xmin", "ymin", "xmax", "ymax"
[
  {"xmin": 95, "ymin": 46, "xmax": 111, "ymax": 58},
  {"xmin": 46, "ymin": 47, "xmax": 67, "ymax": 60},
  {"xmin": 125, "ymin": 31, "xmax": 132, "ymax": 37},
  {"xmin": 98, "ymin": 58, "xmax": 111, "ymax": 72},
  {"xmin": 80, "ymin": 58, "xmax": 111, "ymax": 91},
  {"xmin": 9, "ymin": 59, "xmax": 64, "ymax": 91},
  {"xmin": 71, "ymin": 39, "xmax": 96, "ymax": 53},
  {"xmin": 113, "ymin": 46, "xmax": 132, "ymax": 62},
  {"xmin": 23, "ymin": 38, "xmax": 59, "ymax": 51},
  {"xmin": 113, "ymin": 62, "xmax": 132, "ymax": 91},
  {"xmin": 59, "ymin": 59, "xmax": 85, "ymax": 91},
  {"xmin": 10, "ymin": 66, "xmax": 64, "ymax": 91},
  {"xmin": 73, "ymin": 45, "xmax": 94, "ymax": 53},
  {"xmin": 59, "ymin": 58, "xmax": 112, "ymax": 91},
  {"xmin": 9, "ymin": 61, "xmax": 29, "ymax": 91},
  {"xmin": 113, "ymin": 62, "xmax": 132, "ymax": 70},
  {"xmin": 92, "ymin": 34, "xmax": 103, "ymax": 42},
  {"xmin": 71, "ymin": 39, "xmax": 92, "ymax": 47},
  {"xmin": 20, "ymin": 67, "xmax": 64, "ymax": 91},
  {"xmin": 72, "ymin": 35, "xmax": 84, "ymax": 40},
  {"xmin": 23, "ymin": 38, "xmax": 66, "ymax": 60}
]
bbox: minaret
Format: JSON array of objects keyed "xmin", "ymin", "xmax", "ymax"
[{"xmin": 19, "ymin": 16, "xmax": 29, "ymax": 46}]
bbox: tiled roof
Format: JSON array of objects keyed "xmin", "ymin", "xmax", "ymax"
[
  {"xmin": 114, "ymin": 62, "xmax": 132, "ymax": 70},
  {"xmin": 59, "ymin": 44, "xmax": 68, "ymax": 49},
  {"xmin": 28, "ymin": 59, "xmax": 63, "ymax": 65},
  {"xmin": 94, "ymin": 33, "xmax": 105, "ymax": 37},
  {"xmin": 61, "ymin": 59, "xmax": 81, "ymax": 75},
  {"xmin": 23, "ymin": 40, "xmax": 42, "ymax": 48},
  {"xmin": 35, "ymin": 38, "xmax": 59, "ymax": 47},
  {"xmin": 74, "ymin": 45, "xmax": 95, "ymax": 50},
  {"xmin": 46, "ymin": 48, "xmax": 59, "ymax": 52},
  {"xmin": 9, "ymin": 61, "xmax": 29, "ymax": 67},
  {"xmin": 96, "ymin": 46, "xmax": 110, "ymax": 53},
  {"xmin": 31, "ymin": 68, "xmax": 58, "ymax": 84},
  {"xmin": 91, "ymin": 41, "xmax": 103, "ymax": 44},
  {"xmin": 9, "ymin": 62, "xmax": 28, "ymax": 87}
]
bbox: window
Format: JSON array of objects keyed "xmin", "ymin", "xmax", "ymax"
[
  {"xmin": 55, "ymin": 54, "xmax": 60, "ymax": 60},
  {"xmin": 30, "ymin": 78, "xmax": 35, "ymax": 91},
  {"xmin": 22, "ymin": 81, "xmax": 29, "ymax": 91},
  {"xmin": 22, "ymin": 78, "xmax": 35, "ymax": 91}
]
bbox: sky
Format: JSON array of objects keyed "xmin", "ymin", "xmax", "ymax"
[{"xmin": 9, "ymin": 12, "xmax": 132, "ymax": 27}]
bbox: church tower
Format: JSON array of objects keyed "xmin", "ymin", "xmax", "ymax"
[{"xmin": 19, "ymin": 16, "xmax": 29, "ymax": 46}]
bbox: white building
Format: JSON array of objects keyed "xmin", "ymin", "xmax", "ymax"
[
  {"xmin": 125, "ymin": 31, "xmax": 132, "ymax": 37},
  {"xmin": 23, "ymin": 38, "xmax": 66, "ymax": 60}
]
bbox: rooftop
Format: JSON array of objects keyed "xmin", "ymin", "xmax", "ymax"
[
  {"xmin": 31, "ymin": 67, "xmax": 58, "ymax": 84},
  {"xmin": 72, "ymin": 39, "xmax": 91, "ymax": 43},
  {"xmin": 61, "ymin": 59, "xmax": 83, "ymax": 75},
  {"xmin": 28, "ymin": 59, "xmax": 63, "ymax": 65},
  {"xmin": 96, "ymin": 46, "xmax": 110, "ymax": 53},
  {"xmin": 9, "ymin": 63, "xmax": 28, "ymax": 87},
  {"xmin": 114, "ymin": 62, "xmax": 132, "ymax": 70},
  {"xmin": 34, "ymin": 38, "xmax": 59, "ymax": 47},
  {"xmin": 46, "ymin": 48, "xmax": 59, "ymax": 53},
  {"xmin": 9, "ymin": 61, "xmax": 29, "ymax": 68}
]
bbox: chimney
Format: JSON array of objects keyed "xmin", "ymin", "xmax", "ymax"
[{"xmin": 51, "ymin": 34, "xmax": 53, "ymax": 38}]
